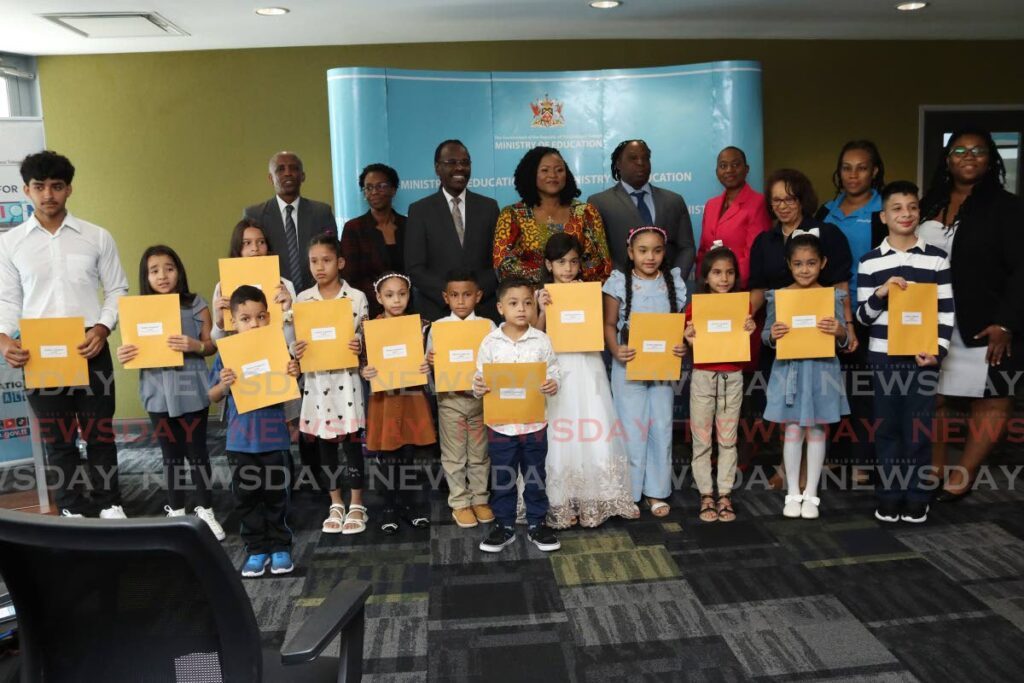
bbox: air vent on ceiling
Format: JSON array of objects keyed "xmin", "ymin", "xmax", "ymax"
[{"xmin": 40, "ymin": 12, "xmax": 189, "ymax": 39}]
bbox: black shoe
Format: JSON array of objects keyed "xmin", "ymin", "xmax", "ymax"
[
  {"xmin": 874, "ymin": 499, "xmax": 901, "ymax": 523},
  {"xmin": 901, "ymin": 501, "xmax": 930, "ymax": 524},
  {"xmin": 528, "ymin": 524, "xmax": 561, "ymax": 552},
  {"xmin": 381, "ymin": 506, "xmax": 400, "ymax": 535},
  {"xmin": 935, "ymin": 487, "xmax": 972, "ymax": 503},
  {"xmin": 479, "ymin": 525, "xmax": 516, "ymax": 553},
  {"xmin": 400, "ymin": 505, "xmax": 430, "ymax": 529}
]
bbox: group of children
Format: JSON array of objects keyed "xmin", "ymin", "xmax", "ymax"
[{"xmin": 118, "ymin": 179, "xmax": 950, "ymax": 576}]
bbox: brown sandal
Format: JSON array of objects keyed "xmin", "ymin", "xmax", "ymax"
[
  {"xmin": 716, "ymin": 495, "xmax": 736, "ymax": 523},
  {"xmin": 698, "ymin": 495, "xmax": 718, "ymax": 523}
]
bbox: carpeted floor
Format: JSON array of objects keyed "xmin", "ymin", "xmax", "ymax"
[
  {"xmin": 2, "ymin": 417, "xmax": 1023, "ymax": 682},
  {"xmin": 85, "ymin": 420, "xmax": 1024, "ymax": 683}
]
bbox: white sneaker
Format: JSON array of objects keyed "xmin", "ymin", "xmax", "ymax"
[
  {"xmin": 164, "ymin": 506, "xmax": 186, "ymax": 517},
  {"xmin": 801, "ymin": 495, "xmax": 821, "ymax": 519},
  {"xmin": 194, "ymin": 506, "xmax": 226, "ymax": 541},
  {"xmin": 99, "ymin": 505, "xmax": 127, "ymax": 519},
  {"xmin": 61, "ymin": 509, "xmax": 84, "ymax": 518},
  {"xmin": 783, "ymin": 494, "xmax": 803, "ymax": 518}
]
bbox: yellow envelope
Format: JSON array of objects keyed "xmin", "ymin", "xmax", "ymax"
[
  {"xmin": 544, "ymin": 282, "xmax": 604, "ymax": 352},
  {"xmin": 21, "ymin": 317, "xmax": 89, "ymax": 389},
  {"xmin": 216, "ymin": 324, "xmax": 299, "ymax": 414},
  {"xmin": 775, "ymin": 287, "xmax": 836, "ymax": 360},
  {"xmin": 626, "ymin": 312, "xmax": 686, "ymax": 381},
  {"xmin": 482, "ymin": 362, "xmax": 547, "ymax": 425},
  {"xmin": 692, "ymin": 292, "xmax": 751, "ymax": 365},
  {"xmin": 889, "ymin": 283, "xmax": 939, "ymax": 356},
  {"xmin": 432, "ymin": 319, "xmax": 492, "ymax": 393},
  {"xmin": 293, "ymin": 298, "xmax": 358, "ymax": 372},
  {"xmin": 364, "ymin": 315, "xmax": 427, "ymax": 393},
  {"xmin": 118, "ymin": 294, "xmax": 184, "ymax": 370},
  {"xmin": 219, "ymin": 256, "xmax": 283, "ymax": 331}
]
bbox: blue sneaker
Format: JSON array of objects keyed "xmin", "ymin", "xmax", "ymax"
[
  {"xmin": 241, "ymin": 553, "xmax": 270, "ymax": 577},
  {"xmin": 270, "ymin": 551, "xmax": 294, "ymax": 575}
]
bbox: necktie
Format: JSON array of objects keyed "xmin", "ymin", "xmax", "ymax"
[
  {"xmin": 284, "ymin": 204, "xmax": 303, "ymax": 287},
  {"xmin": 451, "ymin": 196, "xmax": 465, "ymax": 246},
  {"xmin": 631, "ymin": 190, "xmax": 654, "ymax": 225}
]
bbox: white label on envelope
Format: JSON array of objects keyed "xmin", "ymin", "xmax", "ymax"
[
  {"xmin": 136, "ymin": 322, "xmax": 163, "ymax": 337},
  {"xmin": 39, "ymin": 345, "xmax": 68, "ymax": 359},
  {"xmin": 560, "ymin": 310, "xmax": 585, "ymax": 324},
  {"xmin": 499, "ymin": 388, "xmax": 527, "ymax": 400},
  {"xmin": 449, "ymin": 349, "xmax": 474, "ymax": 363},
  {"xmin": 382, "ymin": 344, "xmax": 407, "ymax": 360},
  {"xmin": 311, "ymin": 326, "xmax": 337, "ymax": 341},
  {"xmin": 791, "ymin": 315, "xmax": 817, "ymax": 329},
  {"xmin": 642, "ymin": 340, "xmax": 667, "ymax": 353},
  {"xmin": 242, "ymin": 359, "xmax": 271, "ymax": 378},
  {"xmin": 707, "ymin": 319, "xmax": 732, "ymax": 333},
  {"xmin": 901, "ymin": 312, "xmax": 922, "ymax": 326}
]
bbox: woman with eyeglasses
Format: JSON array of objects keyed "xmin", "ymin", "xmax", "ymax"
[
  {"xmin": 748, "ymin": 169, "xmax": 854, "ymax": 489},
  {"xmin": 918, "ymin": 128, "xmax": 1024, "ymax": 501},
  {"xmin": 340, "ymin": 163, "xmax": 406, "ymax": 317}
]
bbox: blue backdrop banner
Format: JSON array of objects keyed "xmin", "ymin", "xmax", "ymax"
[{"xmin": 326, "ymin": 60, "xmax": 763, "ymax": 248}]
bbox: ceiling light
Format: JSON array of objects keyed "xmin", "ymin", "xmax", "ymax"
[
  {"xmin": 895, "ymin": 2, "xmax": 928, "ymax": 10},
  {"xmin": 589, "ymin": 1, "xmax": 622, "ymax": 8},
  {"xmin": 255, "ymin": 7, "xmax": 290, "ymax": 16}
]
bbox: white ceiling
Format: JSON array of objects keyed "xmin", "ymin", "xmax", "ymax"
[{"xmin": 1, "ymin": 0, "xmax": 1022, "ymax": 56}]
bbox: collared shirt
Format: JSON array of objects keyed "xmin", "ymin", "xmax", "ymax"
[
  {"xmin": 276, "ymin": 195, "xmax": 300, "ymax": 242},
  {"xmin": 442, "ymin": 187, "xmax": 468, "ymax": 227},
  {"xmin": 0, "ymin": 212, "xmax": 128, "ymax": 337},
  {"xmin": 821, "ymin": 190, "xmax": 882, "ymax": 299},
  {"xmin": 474, "ymin": 323, "xmax": 560, "ymax": 436},
  {"xmin": 856, "ymin": 237, "xmax": 954, "ymax": 363},
  {"xmin": 620, "ymin": 180, "xmax": 656, "ymax": 224},
  {"xmin": 425, "ymin": 311, "xmax": 496, "ymax": 352}
]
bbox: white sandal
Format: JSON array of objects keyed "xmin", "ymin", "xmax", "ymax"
[
  {"xmin": 342, "ymin": 504, "xmax": 368, "ymax": 535},
  {"xmin": 322, "ymin": 504, "xmax": 346, "ymax": 534}
]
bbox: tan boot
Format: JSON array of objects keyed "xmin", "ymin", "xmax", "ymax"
[
  {"xmin": 452, "ymin": 507, "xmax": 478, "ymax": 528},
  {"xmin": 471, "ymin": 504, "xmax": 495, "ymax": 524}
]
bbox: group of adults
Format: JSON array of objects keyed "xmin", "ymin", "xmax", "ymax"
[
  {"xmin": 0, "ymin": 127, "xmax": 1019, "ymax": 516},
  {"xmin": 317, "ymin": 131, "xmax": 1022, "ymax": 502}
]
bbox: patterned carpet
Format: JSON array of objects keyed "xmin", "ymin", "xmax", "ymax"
[{"xmin": 5, "ymin": 419, "xmax": 1024, "ymax": 681}]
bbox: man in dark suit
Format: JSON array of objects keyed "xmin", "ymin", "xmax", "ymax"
[
  {"xmin": 405, "ymin": 140, "xmax": 500, "ymax": 321},
  {"xmin": 587, "ymin": 139, "xmax": 696, "ymax": 277},
  {"xmin": 244, "ymin": 151, "xmax": 338, "ymax": 293}
]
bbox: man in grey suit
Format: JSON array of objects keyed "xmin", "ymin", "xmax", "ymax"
[
  {"xmin": 405, "ymin": 139, "xmax": 500, "ymax": 321},
  {"xmin": 243, "ymin": 151, "xmax": 338, "ymax": 293},
  {"xmin": 587, "ymin": 139, "xmax": 696, "ymax": 277}
]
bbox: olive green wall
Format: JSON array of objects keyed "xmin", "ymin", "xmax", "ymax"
[{"xmin": 37, "ymin": 39, "xmax": 1024, "ymax": 418}]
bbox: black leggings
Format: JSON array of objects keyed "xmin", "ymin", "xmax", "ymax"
[
  {"xmin": 148, "ymin": 408, "xmax": 211, "ymax": 510},
  {"xmin": 316, "ymin": 434, "xmax": 365, "ymax": 492},
  {"xmin": 373, "ymin": 445, "xmax": 427, "ymax": 512}
]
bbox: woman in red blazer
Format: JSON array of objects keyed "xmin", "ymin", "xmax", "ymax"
[{"xmin": 696, "ymin": 146, "xmax": 771, "ymax": 289}]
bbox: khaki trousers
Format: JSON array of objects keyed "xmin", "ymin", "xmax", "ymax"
[
  {"xmin": 689, "ymin": 369, "xmax": 743, "ymax": 495},
  {"xmin": 438, "ymin": 391, "xmax": 489, "ymax": 508}
]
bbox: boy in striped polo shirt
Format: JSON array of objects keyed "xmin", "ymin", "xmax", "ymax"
[{"xmin": 856, "ymin": 181, "xmax": 954, "ymax": 524}]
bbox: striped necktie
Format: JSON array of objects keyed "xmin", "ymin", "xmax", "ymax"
[{"xmin": 284, "ymin": 204, "xmax": 303, "ymax": 287}]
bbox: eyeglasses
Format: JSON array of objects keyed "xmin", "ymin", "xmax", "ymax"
[
  {"xmin": 770, "ymin": 197, "xmax": 799, "ymax": 208},
  {"xmin": 363, "ymin": 182, "xmax": 393, "ymax": 194},
  {"xmin": 438, "ymin": 158, "xmax": 471, "ymax": 168},
  {"xmin": 949, "ymin": 145, "xmax": 989, "ymax": 159}
]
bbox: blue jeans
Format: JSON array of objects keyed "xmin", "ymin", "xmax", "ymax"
[
  {"xmin": 488, "ymin": 428, "xmax": 548, "ymax": 527},
  {"xmin": 874, "ymin": 366, "xmax": 938, "ymax": 504}
]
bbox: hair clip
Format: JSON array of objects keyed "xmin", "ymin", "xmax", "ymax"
[
  {"xmin": 711, "ymin": 239, "xmax": 724, "ymax": 248},
  {"xmin": 791, "ymin": 228, "xmax": 820, "ymax": 238},
  {"xmin": 373, "ymin": 272, "xmax": 411, "ymax": 291}
]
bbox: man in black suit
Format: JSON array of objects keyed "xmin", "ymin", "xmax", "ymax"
[
  {"xmin": 244, "ymin": 151, "xmax": 338, "ymax": 293},
  {"xmin": 587, "ymin": 139, "xmax": 696, "ymax": 277},
  {"xmin": 405, "ymin": 140, "xmax": 500, "ymax": 321}
]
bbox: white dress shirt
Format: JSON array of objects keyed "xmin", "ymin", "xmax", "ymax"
[
  {"xmin": 620, "ymin": 180, "xmax": 656, "ymax": 223},
  {"xmin": 474, "ymin": 323, "xmax": 560, "ymax": 436},
  {"xmin": 425, "ymin": 311, "xmax": 496, "ymax": 352},
  {"xmin": 442, "ymin": 188, "xmax": 468, "ymax": 228},
  {"xmin": 0, "ymin": 212, "xmax": 128, "ymax": 337}
]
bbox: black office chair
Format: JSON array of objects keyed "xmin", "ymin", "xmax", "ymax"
[{"xmin": 0, "ymin": 509, "xmax": 370, "ymax": 682}]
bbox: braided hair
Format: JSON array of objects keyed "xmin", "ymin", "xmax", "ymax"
[
  {"xmin": 610, "ymin": 139, "xmax": 650, "ymax": 181},
  {"xmin": 621, "ymin": 227, "xmax": 677, "ymax": 343},
  {"xmin": 921, "ymin": 128, "xmax": 1007, "ymax": 227}
]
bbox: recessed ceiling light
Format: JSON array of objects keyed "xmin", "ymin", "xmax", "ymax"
[
  {"xmin": 895, "ymin": 2, "xmax": 928, "ymax": 10},
  {"xmin": 255, "ymin": 7, "xmax": 290, "ymax": 16},
  {"xmin": 589, "ymin": 1, "xmax": 622, "ymax": 8}
]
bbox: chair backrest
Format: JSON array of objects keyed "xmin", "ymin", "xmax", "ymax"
[{"xmin": 0, "ymin": 509, "xmax": 263, "ymax": 682}]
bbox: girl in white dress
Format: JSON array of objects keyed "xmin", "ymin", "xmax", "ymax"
[
  {"xmin": 535, "ymin": 233, "xmax": 638, "ymax": 527},
  {"xmin": 292, "ymin": 234, "xmax": 369, "ymax": 535}
]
